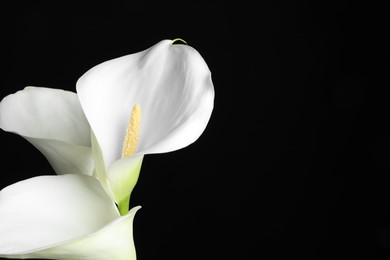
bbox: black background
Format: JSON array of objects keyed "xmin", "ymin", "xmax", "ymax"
[{"xmin": 1, "ymin": 1, "xmax": 389, "ymax": 259}]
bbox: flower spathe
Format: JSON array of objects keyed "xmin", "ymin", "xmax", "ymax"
[
  {"xmin": 77, "ymin": 39, "xmax": 214, "ymax": 212},
  {"xmin": 0, "ymin": 174, "xmax": 140, "ymax": 259},
  {"xmin": 0, "ymin": 87, "xmax": 94, "ymax": 176},
  {"xmin": 77, "ymin": 39, "xmax": 214, "ymax": 165},
  {"xmin": 0, "ymin": 39, "xmax": 214, "ymax": 213}
]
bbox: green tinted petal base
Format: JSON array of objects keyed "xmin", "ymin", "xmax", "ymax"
[{"xmin": 109, "ymin": 156, "xmax": 143, "ymax": 215}]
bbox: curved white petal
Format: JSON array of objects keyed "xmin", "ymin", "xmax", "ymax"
[
  {"xmin": 91, "ymin": 129, "xmax": 116, "ymax": 202},
  {"xmin": 77, "ymin": 39, "xmax": 214, "ymax": 169},
  {"xmin": 0, "ymin": 174, "xmax": 120, "ymax": 256},
  {"xmin": 0, "ymin": 87, "xmax": 94, "ymax": 175},
  {"xmin": 91, "ymin": 130, "xmax": 143, "ymax": 214},
  {"xmin": 1, "ymin": 207, "xmax": 140, "ymax": 260},
  {"xmin": 25, "ymin": 136, "xmax": 94, "ymax": 176}
]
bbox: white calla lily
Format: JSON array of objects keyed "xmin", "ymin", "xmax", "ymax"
[
  {"xmin": 0, "ymin": 87, "xmax": 93, "ymax": 176},
  {"xmin": 0, "ymin": 39, "xmax": 214, "ymax": 214},
  {"xmin": 77, "ymin": 39, "xmax": 214, "ymax": 213},
  {"xmin": 0, "ymin": 174, "xmax": 140, "ymax": 260}
]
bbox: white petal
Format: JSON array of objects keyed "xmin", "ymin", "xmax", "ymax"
[
  {"xmin": 0, "ymin": 174, "xmax": 120, "ymax": 256},
  {"xmin": 0, "ymin": 87, "xmax": 94, "ymax": 175},
  {"xmin": 91, "ymin": 131, "xmax": 143, "ymax": 213},
  {"xmin": 2, "ymin": 207, "xmax": 141, "ymax": 260},
  {"xmin": 25, "ymin": 137, "xmax": 94, "ymax": 176},
  {"xmin": 91, "ymin": 129, "xmax": 116, "ymax": 203},
  {"xmin": 77, "ymin": 39, "xmax": 214, "ymax": 169}
]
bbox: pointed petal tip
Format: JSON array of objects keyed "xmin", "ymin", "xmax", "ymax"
[{"xmin": 129, "ymin": 205, "xmax": 142, "ymax": 215}]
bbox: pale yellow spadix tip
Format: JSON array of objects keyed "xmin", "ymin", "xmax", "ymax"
[{"xmin": 122, "ymin": 104, "xmax": 141, "ymax": 157}]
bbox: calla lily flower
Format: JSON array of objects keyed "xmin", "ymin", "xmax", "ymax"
[
  {"xmin": 0, "ymin": 174, "xmax": 140, "ymax": 259},
  {"xmin": 0, "ymin": 87, "xmax": 94, "ymax": 176},
  {"xmin": 0, "ymin": 39, "xmax": 214, "ymax": 214}
]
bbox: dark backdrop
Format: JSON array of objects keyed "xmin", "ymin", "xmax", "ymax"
[{"xmin": 1, "ymin": 1, "xmax": 389, "ymax": 259}]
